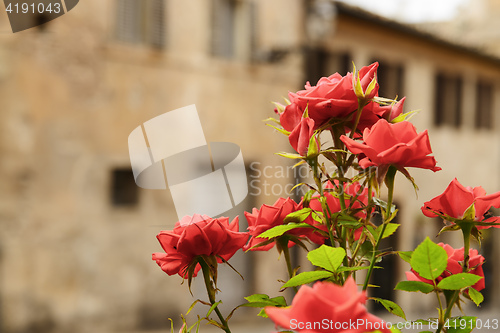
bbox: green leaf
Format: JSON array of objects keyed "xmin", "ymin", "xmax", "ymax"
[
  {"xmin": 276, "ymin": 152, "xmax": 303, "ymax": 159},
  {"xmin": 366, "ymin": 223, "xmax": 399, "ymax": 239},
  {"xmin": 206, "ymin": 301, "xmax": 222, "ymax": 317},
  {"xmin": 284, "ymin": 208, "xmax": 312, "ymax": 223},
  {"xmin": 381, "ymin": 223, "xmax": 400, "ymax": 238},
  {"xmin": 307, "ymin": 245, "xmax": 346, "ymax": 272},
  {"xmin": 229, "ymin": 294, "xmax": 287, "ymax": 320},
  {"xmin": 241, "ymin": 294, "xmax": 287, "ymax": 308},
  {"xmin": 411, "ymin": 237, "xmax": 448, "ymax": 281},
  {"xmin": 282, "ymin": 271, "xmax": 334, "ymax": 289},
  {"xmin": 331, "ymin": 213, "xmax": 361, "ymax": 228},
  {"xmin": 244, "ymin": 293, "xmax": 271, "ymax": 303},
  {"xmin": 337, "ymin": 266, "xmax": 370, "ymax": 272},
  {"xmin": 371, "ymin": 297, "xmax": 406, "ymax": 320},
  {"xmin": 446, "ymin": 316, "xmax": 476, "ymax": 333},
  {"xmin": 468, "ymin": 287, "xmax": 484, "ymax": 306},
  {"xmin": 257, "ymin": 309, "xmax": 268, "ymax": 318},
  {"xmin": 398, "ymin": 251, "xmax": 413, "ymax": 264},
  {"xmin": 257, "ymin": 223, "xmax": 311, "ymax": 239},
  {"xmin": 395, "ymin": 281, "xmax": 434, "ymax": 294},
  {"xmin": 373, "ymin": 197, "xmax": 396, "ymax": 214},
  {"xmin": 437, "ymin": 273, "xmax": 482, "ymax": 290}
]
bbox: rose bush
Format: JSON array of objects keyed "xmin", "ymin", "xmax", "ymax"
[{"xmin": 153, "ymin": 63, "xmax": 494, "ymax": 333}]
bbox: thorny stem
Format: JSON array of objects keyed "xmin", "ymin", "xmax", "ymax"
[
  {"xmin": 330, "ymin": 126, "xmax": 350, "ymax": 273},
  {"xmin": 199, "ymin": 259, "xmax": 231, "ymax": 333},
  {"xmin": 280, "ymin": 238, "xmax": 299, "ymax": 294},
  {"xmin": 349, "ymin": 100, "xmax": 367, "ymax": 139},
  {"xmin": 311, "ymin": 157, "xmax": 336, "ymax": 247},
  {"xmin": 435, "ymin": 224, "xmax": 473, "ymax": 333},
  {"xmin": 363, "ymin": 166, "xmax": 396, "ymax": 291}
]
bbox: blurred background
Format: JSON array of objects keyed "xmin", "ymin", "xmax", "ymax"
[{"xmin": 0, "ymin": 0, "xmax": 499, "ymax": 332}]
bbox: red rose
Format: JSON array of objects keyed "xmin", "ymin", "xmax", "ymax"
[
  {"xmin": 340, "ymin": 119, "xmax": 441, "ymax": 172},
  {"xmin": 289, "ymin": 117, "xmax": 315, "ymax": 156},
  {"xmin": 244, "ymin": 198, "xmax": 327, "ymax": 251},
  {"xmin": 406, "ymin": 243, "xmax": 485, "ymax": 291},
  {"xmin": 280, "ymin": 63, "xmax": 379, "ymax": 131},
  {"xmin": 265, "ymin": 278, "xmax": 391, "ymax": 333},
  {"xmin": 280, "ymin": 98, "xmax": 303, "ymax": 132},
  {"xmin": 422, "ymin": 178, "xmax": 500, "ymax": 228},
  {"xmin": 152, "ymin": 214, "xmax": 248, "ymax": 278}
]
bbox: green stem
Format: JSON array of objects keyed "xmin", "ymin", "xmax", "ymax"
[
  {"xmin": 349, "ymin": 99, "xmax": 367, "ymax": 139},
  {"xmin": 277, "ymin": 237, "xmax": 299, "ymax": 294},
  {"xmin": 436, "ymin": 291, "xmax": 459, "ymax": 333},
  {"xmin": 461, "ymin": 224, "xmax": 472, "ymax": 273},
  {"xmin": 330, "ymin": 127, "xmax": 350, "ymax": 272},
  {"xmin": 199, "ymin": 259, "xmax": 231, "ymax": 333},
  {"xmin": 311, "ymin": 158, "xmax": 336, "ymax": 246},
  {"xmin": 362, "ymin": 166, "xmax": 396, "ymax": 291},
  {"xmin": 435, "ymin": 224, "xmax": 473, "ymax": 333}
]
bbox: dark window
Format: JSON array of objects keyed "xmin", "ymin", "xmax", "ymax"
[
  {"xmin": 115, "ymin": 0, "xmax": 165, "ymax": 49},
  {"xmin": 480, "ymin": 228, "xmax": 494, "ymax": 307},
  {"xmin": 434, "ymin": 73, "xmax": 463, "ymax": 128},
  {"xmin": 475, "ymin": 80, "xmax": 494, "ymax": 130},
  {"xmin": 111, "ymin": 168, "xmax": 139, "ymax": 206},
  {"xmin": 370, "ymin": 205, "xmax": 399, "ymax": 312},
  {"xmin": 211, "ymin": 0, "xmax": 236, "ymax": 58},
  {"xmin": 211, "ymin": 0, "xmax": 257, "ymax": 60},
  {"xmin": 374, "ymin": 61, "xmax": 404, "ymax": 99},
  {"xmin": 304, "ymin": 49, "xmax": 351, "ymax": 85}
]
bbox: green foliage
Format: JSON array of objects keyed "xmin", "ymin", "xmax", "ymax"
[
  {"xmin": 307, "ymin": 245, "xmax": 346, "ymax": 272},
  {"xmin": 281, "ymin": 271, "xmax": 334, "ymax": 289},
  {"xmin": 331, "ymin": 212, "xmax": 362, "ymax": 228},
  {"xmin": 257, "ymin": 223, "xmax": 312, "ymax": 239},
  {"xmin": 235, "ymin": 294, "xmax": 287, "ymax": 319},
  {"xmin": 370, "ymin": 297, "xmax": 406, "ymax": 320},
  {"xmin": 411, "ymin": 237, "xmax": 448, "ymax": 281},
  {"xmin": 283, "ymin": 208, "xmax": 313, "ymax": 223},
  {"xmin": 467, "ymin": 287, "xmax": 484, "ymax": 306},
  {"xmin": 398, "ymin": 251, "xmax": 413, "ymax": 264},
  {"xmin": 445, "ymin": 316, "xmax": 476, "ymax": 333},
  {"xmin": 437, "ymin": 273, "xmax": 482, "ymax": 291},
  {"xmin": 395, "ymin": 281, "xmax": 434, "ymax": 294},
  {"xmin": 367, "ymin": 223, "xmax": 400, "ymax": 239}
]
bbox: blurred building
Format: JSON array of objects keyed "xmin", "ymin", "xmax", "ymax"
[
  {"xmin": 416, "ymin": 0, "xmax": 500, "ymax": 58},
  {"xmin": 0, "ymin": 1, "xmax": 499, "ymax": 332}
]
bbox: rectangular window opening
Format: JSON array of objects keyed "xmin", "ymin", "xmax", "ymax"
[
  {"xmin": 115, "ymin": 0, "xmax": 166, "ymax": 49},
  {"xmin": 111, "ymin": 168, "xmax": 139, "ymax": 207},
  {"xmin": 475, "ymin": 80, "xmax": 493, "ymax": 130},
  {"xmin": 434, "ymin": 73, "xmax": 463, "ymax": 128}
]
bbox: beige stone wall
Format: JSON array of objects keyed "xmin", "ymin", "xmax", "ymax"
[
  {"xmin": 0, "ymin": 0, "xmax": 304, "ymax": 332},
  {"xmin": 0, "ymin": 1, "xmax": 500, "ymax": 332}
]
